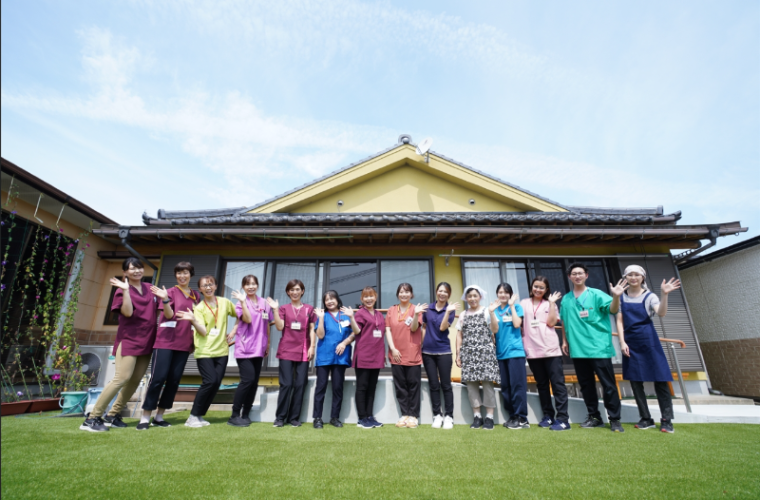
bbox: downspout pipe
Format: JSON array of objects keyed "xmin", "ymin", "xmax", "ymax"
[
  {"xmin": 674, "ymin": 227, "xmax": 720, "ymax": 265},
  {"xmin": 118, "ymin": 227, "xmax": 159, "ymax": 284}
]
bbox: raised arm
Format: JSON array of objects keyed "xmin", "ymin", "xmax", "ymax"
[
  {"xmin": 267, "ymin": 298, "xmax": 284, "ymax": 331},
  {"xmin": 609, "ymin": 279, "xmax": 628, "ymax": 315},
  {"xmin": 547, "ymin": 292, "xmax": 561, "ymax": 327},
  {"xmin": 488, "ymin": 300, "xmax": 500, "ymax": 334},
  {"xmin": 440, "ymin": 302, "xmax": 460, "ymax": 331},
  {"xmin": 656, "ymin": 278, "xmax": 681, "ymax": 317},
  {"xmin": 508, "ymin": 295, "xmax": 522, "ymax": 329},
  {"xmin": 110, "ymin": 277, "xmax": 134, "ymax": 318},
  {"xmin": 340, "ymin": 306, "xmax": 360, "ymax": 335},
  {"xmin": 233, "ymin": 290, "xmax": 251, "ymax": 324},
  {"xmin": 151, "ymin": 286, "xmax": 173, "ymax": 319},
  {"xmin": 411, "ymin": 303, "xmax": 427, "ymax": 332}
]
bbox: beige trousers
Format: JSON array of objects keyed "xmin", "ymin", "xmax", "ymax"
[
  {"xmin": 90, "ymin": 343, "xmax": 151, "ymax": 418},
  {"xmin": 466, "ymin": 381, "xmax": 497, "ymax": 409}
]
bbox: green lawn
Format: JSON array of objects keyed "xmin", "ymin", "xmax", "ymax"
[{"xmin": 2, "ymin": 411, "xmax": 759, "ymax": 499}]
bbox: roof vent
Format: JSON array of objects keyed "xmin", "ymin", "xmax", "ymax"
[{"xmin": 398, "ymin": 134, "xmax": 412, "ymax": 144}]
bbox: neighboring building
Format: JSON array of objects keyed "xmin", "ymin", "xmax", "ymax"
[
  {"xmin": 678, "ymin": 236, "xmax": 760, "ymax": 400},
  {"xmin": 1, "ymin": 158, "xmax": 130, "ymax": 379},
  {"xmin": 81, "ymin": 135, "xmax": 746, "ymax": 395}
]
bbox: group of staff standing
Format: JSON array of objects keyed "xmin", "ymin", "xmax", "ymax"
[{"xmin": 81, "ymin": 258, "xmax": 680, "ymax": 434}]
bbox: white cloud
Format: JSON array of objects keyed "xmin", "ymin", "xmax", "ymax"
[{"xmin": 131, "ymin": 0, "xmax": 554, "ymax": 78}]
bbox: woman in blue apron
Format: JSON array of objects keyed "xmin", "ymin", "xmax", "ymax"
[{"xmin": 613, "ymin": 265, "xmax": 681, "ymax": 434}]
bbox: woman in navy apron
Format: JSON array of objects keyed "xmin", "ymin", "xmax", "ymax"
[{"xmin": 613, "ymin": 265, "xmax": 681, "ymax": 434}]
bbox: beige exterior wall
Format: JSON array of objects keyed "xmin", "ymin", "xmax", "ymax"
[{"xmin": 680, "ymin": 244, "xmax": 760, "ymax": 398}]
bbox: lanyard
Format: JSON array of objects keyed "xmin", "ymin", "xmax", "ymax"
[
  {"xmin": 497, "ymin": 305, "xmax": 511, "ymax": 319},
  {"xmin": 532, "ymin": 299, "xmax": 544, "ymax": 318},
  {"xmin": 364, "ymin": 308, "xmax": 382, "ymax": 331},
  {"xmin": 575, "ymin": 290, "xmax": 589, "ymax": 310},
  {"xmin": 397, "ymin": 304, "xmax": 412, "ymax": 322},
  {"xmin": 247, "ymin": 296, "xmax": 262, "ymax": 312},
  {"xmin": 291, "ymin": 303, "xmax": 305, "ymax": 322},
  {"xmin": 203, "ymin": 299, "xmax": 219, "ymax": 326},
  {"xmin": 175, "ymin": 285, "xmax": 197, "ymax": 302}
]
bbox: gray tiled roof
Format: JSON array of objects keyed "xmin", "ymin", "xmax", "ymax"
[
  {"xmin": 148, "ymin": 138, "xmax": 670, "ymax": 224},
  {"xmin": 142, "ymin": 211, "xmax": 681, "ymax": 226}
]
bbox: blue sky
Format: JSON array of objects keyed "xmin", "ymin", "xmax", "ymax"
[{"xmin": 1, "ymin": 0, "xmax": 758, "ymax": 251}]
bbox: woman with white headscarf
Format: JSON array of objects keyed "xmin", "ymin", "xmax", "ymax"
[
  {"xmin": 455, "ymin": 285, "xmax": 501, "ymax": 430},
  {"xmin": 612, "ymin": 265, "xmax": 681, "ymax": 434}
]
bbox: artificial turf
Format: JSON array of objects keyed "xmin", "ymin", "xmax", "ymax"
[{"xmin": 2, "ymin": 411, "xmax": 759, "ymax": 499}]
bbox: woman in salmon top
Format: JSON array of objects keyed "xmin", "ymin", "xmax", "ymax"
[{"xmin": 386, "ymin": 283, "xmax": 424, "ymax": 429}]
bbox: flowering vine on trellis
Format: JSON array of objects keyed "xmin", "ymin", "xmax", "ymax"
[{"xmin": 1, "ymin": 184, "xmax": 93, "ymax": 403}]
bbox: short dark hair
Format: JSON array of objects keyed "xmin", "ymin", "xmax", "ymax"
[
  {"xmin": 464, "ymin": 287, "xmax": 482, "ymax": 298},
  {"xmin": 241, "ymin": 275, "xmax": 259, "ymax": 288},
  {"xmin": 496, "ymin": 283, "xmax": 513, "ymax": 296},
  {"xmin": 396, "ymin": 282, "xmax": 414, "ymax": 298},
  {"xmin": 529, "ymin": 276, "xmax": 552, "ymax": 299},
  {"xmin": 435, "ymin": 282, "xmax": 452, "ymax": 297},
  {"xmin": 122, "ymin": 257, "xmax": 144, "ymax": 271},
  {"xmin": 198, "ymin": 275, "xmax": 217, "ymax": 287},
  {"xmin": 286, "ymin": 279, "xmax": 305, "ymax": 296},
  {"xmin": 174, "ymin": 261, "xmax": 195, "ymax": 277},
  {"xmin": 567, "ymin": 262, "xmax": 588, "ymax": 275},
  {"xmin": 322, "ymin": 290, "xmax": 343, "ymax": 310}
]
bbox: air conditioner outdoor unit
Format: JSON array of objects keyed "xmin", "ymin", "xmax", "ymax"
[{"xmin": 79, "ymin": 346, "xmax": 113, "ymax": 387}]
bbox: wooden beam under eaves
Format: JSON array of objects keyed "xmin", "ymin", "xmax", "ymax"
[
  {"xmin": 407, "ymin": 234, "xmax": 415, "ymax": 243},
  {"xmin": 445, "ymin": 233, "xmax": 458, "ymax": 243},
  {"xmin": 483, "ymin": 234, "xmax": 507, "ymax": 244}
]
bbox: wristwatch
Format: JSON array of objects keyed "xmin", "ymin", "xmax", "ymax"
[{"xmin": 162, "ymin": 298, "xmax": 171, "ymax": 304}]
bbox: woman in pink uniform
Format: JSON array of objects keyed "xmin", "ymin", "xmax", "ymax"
[
  {"xmin": 138, "ymin": 261, "xmax": 201, "ymax": 429},
  {"xmin": 80, "ymin": 258, "xmax": 161, "ymax": 432},
  {"xmin": 520, "ymin": 276, "xmax": 569, "ymax": 431},
  {"xmin": 273, "ymin": 279, "xmax": 315, "ymax": 427},
  {"xmin": 227, "ymin": 274, "xmax": 278, "ymax": 427},
  {"xmin": 353, "ymin": 287, "xmax": 387, "ymax": 429}
]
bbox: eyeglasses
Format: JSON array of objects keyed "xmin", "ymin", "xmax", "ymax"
[
  {"xmin": 570, "ymin": 272, "xmax": 586, "ymax": 277},
  {"xmin": 201, "ymin": 284, "xmax": 215, "ymax": 289}
]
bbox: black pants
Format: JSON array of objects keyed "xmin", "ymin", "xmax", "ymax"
[
  {"xmin": 142, "ymin": 349, "xmax": 190, "ymax": 411},
  {"xmin": 422, "ymin": 354, "xmax": 454, "ymax": 417},
  {"xmin": 191, "ymin": 356, "xmax": 228, "ymax": 417},
  {"xmin": 232, "ymin": 357, "xmax": 264, "ymax": 417},
  {"xmin": 527, "ymin": 356, "xmax": 569, "ymax": 421},
  {"xmin": 276, "ymin": 360, "xmax": 309, "ymax": 422},
  {"xmin": 392, "ymin": 364, "xmax": 422, "ymax": 418},
  {"xmin": 573, "ymin": 358, "xmax": 621, "ymax": 421},
  {"xmin": 355, "ymin": 368, "xmax": 380, "ymax": 420},
  {"xmin": 312, "ymin": 364, "xmax": 347, "ymax": 420},
  {"xmin": 631, "ymin": 380, "xmax": 674, "ymax": 421}
]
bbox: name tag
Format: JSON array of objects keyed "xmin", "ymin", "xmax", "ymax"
[
  {"xmin": 502, "ymin": 315, "xmax": 512, "ymax": 323},
  {"xmin": 373, "ymin": 329, "xmax": 382, "ymax": 338},
  {"xmin": 530, "ymin": 319, "xmax": 540, "ymax": 328},
  {"xmin": 404, "ymin": 317, "xmax": 413, "ymax": 326},
  {"xmin": 160, "ymin": 321, "xmax": 177, "ymax": 328},
  {"xmin": 340, "ymin": 320, "xmax": 351, "ymax": 328},
  {"xmin": 209, "ymin": 328, "xmax": 220, "ymax": 337},
  {"xmin": 579, "ymin": 310, "xmax": 589, "ymax": 319},
  {"xmin": 291, "ymin": 321, "xmax": 302, "ymax": 330}
]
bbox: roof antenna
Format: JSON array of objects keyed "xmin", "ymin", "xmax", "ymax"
[{"xmin": 416, "ymin": 137, "xmax": 433, "ymax": 164}]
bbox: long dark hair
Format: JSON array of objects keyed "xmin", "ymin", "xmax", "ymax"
[
  {"xmin": 529, "ymin": 276, "xmax": 552, "ymax": 300},
  {"xmin": 496, "ymin": 283, "xmax": 514, "ymax": 296}
]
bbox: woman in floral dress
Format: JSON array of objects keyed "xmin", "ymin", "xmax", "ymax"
[{"xmin": 455, "ymin": 285, "xmax": 501, "ymax": 430}]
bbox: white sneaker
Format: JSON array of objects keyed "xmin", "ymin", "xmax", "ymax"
[
  {"xmin": 198, "ymin": 416, "xmax": 211, "ymax": 426},
  {"xmin": 185, "ymin": 415, "xmax": 204, "ymax": 428},
  {"xmin": 443, "ymin": 416, "xmax": 454, "ymax": 430},
  {"xmin": 432, "ymin": 414, "xmax": 444, "ymax": 429}
]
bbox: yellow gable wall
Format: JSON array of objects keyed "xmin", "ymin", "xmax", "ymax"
[
  {"xmin": 250, "ymin": 145, "xmax": 567, "ymax": 214},
  {"xmin": 292, "ymin": 165, "xmax": 522, "ymax": 213}
]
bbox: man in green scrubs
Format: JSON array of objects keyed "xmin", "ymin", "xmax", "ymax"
[{"xmin": 560, "ymin": 263, "xmax": 624, "ymax": 432}]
